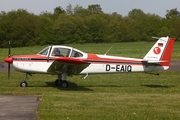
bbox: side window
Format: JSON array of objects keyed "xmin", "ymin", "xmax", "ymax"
[
  {"xmin": 52, "ymin": 48, "xmax": 70, "ymax": 57},
  {"xmin": 71, "ymin": 50, "xmax": 83, "ymax": 57}
]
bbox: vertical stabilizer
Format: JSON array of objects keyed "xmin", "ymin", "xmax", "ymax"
[{"xmin": 143, "ymin": 36, "xmax": 175, "ymax": 66}]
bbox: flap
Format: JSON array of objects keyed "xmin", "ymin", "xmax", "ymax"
[{"xmin": 47, "ymin": 57, "xmax": 90, "ymax": 75}]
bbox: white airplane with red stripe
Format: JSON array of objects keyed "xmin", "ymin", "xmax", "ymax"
[{"xmin": 4, "ymin": 36, "xmax": 175, "ymax": 88}]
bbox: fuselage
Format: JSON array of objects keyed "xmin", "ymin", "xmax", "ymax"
[
  {"xmin": 4, "ymin": 43, "xmax": 171, "ymax": 76},
  {"xmin": 4, "ymin": 37, "xmax": 175, "ymax": 88},
  {"xmin": 9, "ymin": 53, "xmax": 168, "ymax": 75}
]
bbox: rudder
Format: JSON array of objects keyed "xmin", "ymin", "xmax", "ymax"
[{"xmin": 143, "ymin": 36, "xmax": 175, "ymax": 67}]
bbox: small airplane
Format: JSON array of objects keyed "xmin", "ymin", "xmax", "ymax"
[{"xmin": 4, "ymin": 36, "xmax": 175, "ymax": 88}]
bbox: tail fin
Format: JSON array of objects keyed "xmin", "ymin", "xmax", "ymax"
[{"xmin": 143, "ymin": 36, "xmax": 175, "ymax": 67}]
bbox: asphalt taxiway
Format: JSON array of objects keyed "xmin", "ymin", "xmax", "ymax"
[{"xmin": 0, "ymin": 95, "xmax": 40, "ymax": 120}]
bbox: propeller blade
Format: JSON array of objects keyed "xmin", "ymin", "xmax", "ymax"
[
  {"xmin": 8, "ymin": 63, "xmax": 10, "ymax": 79},
  {"xmin": 8, "ymin": 40, "xmax": 11, "ymax": 79},
  {"xmin": 8, "ymin": 41, "xmax": 11, "ymax": 57}
]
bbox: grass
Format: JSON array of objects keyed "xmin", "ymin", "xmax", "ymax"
[
  {"xmin": 0, "ymin": 42, "xmax": 180, "ymax": 120},
  {"xmin": 1, "ymin": 71, "xmax": 180, "ymax": 119}
]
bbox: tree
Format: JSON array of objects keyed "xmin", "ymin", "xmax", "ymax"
[
  {"xmin": 165, "ymin": 8, "xmax": 180, "ymax": 40},
  {"xmin": 66, "ymin": 3, "xmax": 73, "ymax": 15},
  {"xmin": 74, "ymin": 5, "xmax": 90, "ymax": 16},
  {"xmin": 0, "ymin": 9, "xmax": 38, "ymax": 47},
  {"xmin": 36, "ymin": 14, "xmax": 54, "ymax": 45},
  {"xmin": 174, "ymin": 18, "xmax": 180, "ymax": 41},
  {"xmin": 143, "ymin": 14, "xmax": 162, "ymax": 40},
  {"xmin": 0, "ymin": 11, "xmax": 8, "ymax": 47},
  {"xmin": 85, "ymin": 14, "xmax": 107, "ymax": 43},
  {"xmin": 106, "ymin": 13, "xmax": 127, "ymax": 42},
  {"xmin": 128, "ymin": 9, "xmax": 145, "ymax": 18},
  {"xmin": 54, "ymin": 6, "xmax": 65, "ymax": 15},
  {"xmin": 87, "ymin": 4, "xmax": 103, "ymax": 14},
  {"xmin": 53, "ymin": 14, "xmax": 87, "ymax": 44},
  {"xmin": 10, "ymin": 9, "xmax": 38, "ymax": 46},
  {"xmin": 166, "ymin": 8, "xmax": 180, "ymax": 19},
  {"xmin": 53, "ymin": 6, "xmax": 65, "ymax": 20},
  {"xmin": 1, "ymin": 5, "xmax": 180, "ymax": 47}
]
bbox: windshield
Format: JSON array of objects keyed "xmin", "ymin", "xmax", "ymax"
[
  {"xmin": 38, "ymin": 46, "xmax": 50, "ymax": 55},
  {"xmin": 51, "ymin": 47, "xmax": 71, "ymax": 57},
  {"xmin": 38, "ymin": 46, "xmax": 86, "ymax": 58}
]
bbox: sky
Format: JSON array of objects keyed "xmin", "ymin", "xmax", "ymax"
[{"xmin": 0, "ymin": 0, "xmax": 180, "ymax": 17}]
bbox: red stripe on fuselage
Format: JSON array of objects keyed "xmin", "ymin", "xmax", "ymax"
[
  {"xmin": 86, "ymin": 54, "xmax": 164, "ymax": 67},
  {"xmin": 86, "ymin": 54, "xmax": 144, "ymax": 65}
]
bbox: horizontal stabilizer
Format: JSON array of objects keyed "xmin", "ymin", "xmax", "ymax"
[{"xmin": 143, "ymin": 60, "xmax": 168, "ymax": 64}]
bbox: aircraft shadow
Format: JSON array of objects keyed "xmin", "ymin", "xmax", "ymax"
[
  {"xmin": 84, "ymin": 85, "xmax": 123, "ymax": 88},
  {"xmin": 46, "ymin": 82, "xmax": 93, "ymax": 91},
  {"xmin": 141, "ymin": 84, "xmax": 175, "ymax": 88}
]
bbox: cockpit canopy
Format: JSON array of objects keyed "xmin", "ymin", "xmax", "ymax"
[{"xmin": 38, "ymin": 45, "xmax": 85, "ymax": 58}]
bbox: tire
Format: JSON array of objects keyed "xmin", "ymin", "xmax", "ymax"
[
  {"xmin": 55, "ymin": 79, "xmax": 59, "ymax": 86},
  {"xmin": 20, "ymin": 81, "xmax": 28, "ymax": 87},
  {"xmin": 55, "ymin": 79, "xmax": 62, "ymax": 86},
  {"xmin": 61, "ymin": 81, "xmax": 69, "ymax": 88}
]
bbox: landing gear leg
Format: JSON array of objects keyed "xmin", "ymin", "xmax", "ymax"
[
  {"xmin": 20, "ymin": 73, "xmax": 31, "ymax": 87},
  {"xmin": 61, "ymin": 73, "xmax": 69, "ymax": 88}
]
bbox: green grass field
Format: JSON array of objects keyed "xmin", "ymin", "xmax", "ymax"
[{"xmin": 0, "ymin": 42, "xmax": 180, "ymax": 120}]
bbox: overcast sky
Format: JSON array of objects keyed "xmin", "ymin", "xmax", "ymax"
[{"xmin": 0, "ymin": 0, "xmax": 179, "ymax": 17}]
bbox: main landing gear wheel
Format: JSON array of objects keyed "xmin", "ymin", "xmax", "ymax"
[
  {"xmin": 55, "ymin": 79, "xmax": 62, "ymax": 86},
  {"xmin": 20, "ymin": 81, "xmax": 28, "ymax": 87},
  {"xmin": 61, "ymin": 81, "xmax": 69, "ymax": 88},
  {"xmin": 54, "ymin": 79, "xmax": 69, "ymax": 88}
]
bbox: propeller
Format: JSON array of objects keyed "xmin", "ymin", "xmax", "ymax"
[{"xmin": 8, "ymin": 41, "xmax": 11, "ymax": 79}]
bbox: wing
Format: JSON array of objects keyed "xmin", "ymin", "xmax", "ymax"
[{"xmin": 47, "ymin": 57, "xmax": 90, "ymax": 75}]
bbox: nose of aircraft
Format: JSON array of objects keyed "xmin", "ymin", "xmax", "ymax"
[{"xmin": 4, "ymin": 57, "xmax": 13, "ymax": 63}]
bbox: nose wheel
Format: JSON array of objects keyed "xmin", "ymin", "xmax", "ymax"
[
  {"xmin": 20, "ymin": 81, "xmax": 28, "ymax": 87},
  {"xmin": 20, "ymin": 73, "xmax": 31, "ymax": 87}
]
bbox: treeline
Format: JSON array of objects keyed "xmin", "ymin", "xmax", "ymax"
[{"xmin": 0, "ymin": 4, "xmax": 180, "ymax": 47}]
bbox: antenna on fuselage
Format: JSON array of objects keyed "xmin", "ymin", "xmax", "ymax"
[
  {"xmin": 152, "ymin": 37, "xmax": 160, "ymax": 39},
  {"xmin": 104, "ymin": 46, "xmax": 113, "ymax": 55}
]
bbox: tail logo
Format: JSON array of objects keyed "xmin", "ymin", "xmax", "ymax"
[{"xmin": 153, "ymin": 47, "xmax": 161, "ymax": 54}]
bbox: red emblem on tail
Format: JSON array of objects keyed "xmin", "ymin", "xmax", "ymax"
[{"xmin": 153, "ymin": 47, "xmax": 161, "ymax": 54}]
